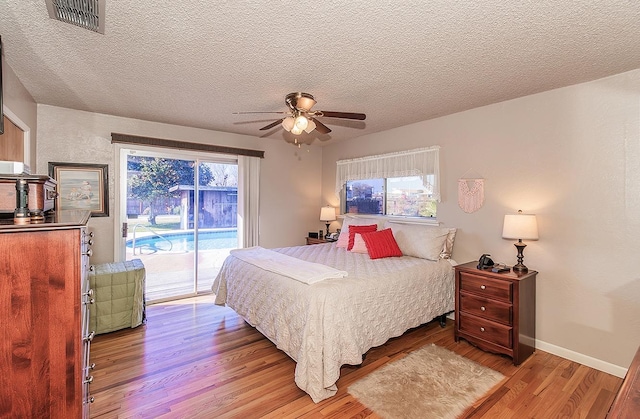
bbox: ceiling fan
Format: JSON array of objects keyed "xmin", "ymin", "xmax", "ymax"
[{"xmin": 234, "ymin": 92, "xmax": 366, "ymax": 135}]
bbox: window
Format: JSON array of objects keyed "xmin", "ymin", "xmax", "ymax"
[
  {"xmin": 345, "ymin": 175, "xmax": 436, "ymax": 218},
  {"xmin": 336, "ymin": 146, "xmax": 440, "ymax": 219}
]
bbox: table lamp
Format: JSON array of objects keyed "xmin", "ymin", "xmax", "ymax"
[
  {"xmin": 320, "ymin": 206, "xmax": 336, "ymax": 238},
  {"xmin": 502, "ymin": 210, "xmax": 539, "ymax": 273}
]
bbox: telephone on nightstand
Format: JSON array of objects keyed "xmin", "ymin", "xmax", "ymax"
[
  {"xmin": 477, "ymin": 254, "xmax": 494, "ymax": 269},
  {"xmin": 477, "ymin": 254, "xmax": 511, "ymax": 272},
  {"xmin": 327, "ymin": 232, "xmax": 339, "ymax": 240}
]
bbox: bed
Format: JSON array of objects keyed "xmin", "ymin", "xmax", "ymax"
[{"xmin": 212, "ymin": 218, "xmax": 457, "ymax": 402}]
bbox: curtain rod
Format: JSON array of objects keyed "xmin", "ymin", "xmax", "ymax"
[{"xmin": 111, "ymin": 133, "xmax": 265, "ymax": 159}]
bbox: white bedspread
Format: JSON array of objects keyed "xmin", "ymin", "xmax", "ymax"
[
  {"xmin": 212, "ymin": 242, "xmax": 455, "ymax": 403},
  {"xmin": 229, "ymin": 246, "xmax": 348, "ymax": 284}
]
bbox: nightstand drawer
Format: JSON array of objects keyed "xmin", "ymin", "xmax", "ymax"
[
  {"xmin": 460, "ymin": 292, "xmax": 512, "ymax": 325},
  {"xmin": 459, "ymin": 272, "xmax": 512, "ymax": 302},
  {"xmin": 459, "ymin": 312, "xmax": 512, "ymax": 348}
]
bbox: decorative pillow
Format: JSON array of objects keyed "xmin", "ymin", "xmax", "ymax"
[
  {"xmin": 335, "ymin": 228, "xmax": 350, "ymax": 248},
  {"xmin": 440, "ymin": 228, "xmax": 457, "ymax": 259},
  {"xmin": 347, "ymin": 224, "xmax": 378, "ymax": 250},
  {"xmin": 383, "ymin": 221, "xmax": 450, "ymax": 261},
  {"xmin": 350, "ymin": 233, "xmax": 369, "ymax": 254},
  {"xmin": 360, "ymin": 228, "xmax": 403, "ymax": 259},
  {"xmin": 335, "ymin": 217, "xmax": 381, "ymax": 248}
]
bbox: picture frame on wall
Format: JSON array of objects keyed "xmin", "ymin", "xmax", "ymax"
[{"xmin": 48, "ymin": 162, "xmax": 109, "ymax": 217}]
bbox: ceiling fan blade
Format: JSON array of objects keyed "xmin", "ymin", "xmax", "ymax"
[
  {"xmin": 317, "ymin": 111, "xmax": 366, "ymax": 120},
  {"xmin": 311, "ymin": 118, "xmax": 332, "ymax": 134},
  {"xmin": 259, "ymin": 119, "xmax": 284, "ymax": 131},
  {"xmin": 233, "ymin": 111, "xmax": 289, "ymax": 115}
]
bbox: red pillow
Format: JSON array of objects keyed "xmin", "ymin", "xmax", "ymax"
[
  {"xmin": 361, "ymin": 228, "xmax": 403, "ymax": 259},
  {"xmin": 347, "ymin": 224, "xmax": 377, "ymax": 250}
]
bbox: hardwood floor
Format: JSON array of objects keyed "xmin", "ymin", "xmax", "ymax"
[{"xmin": 90, "ymin": 295, "xmax": 622, "ymax": 418}]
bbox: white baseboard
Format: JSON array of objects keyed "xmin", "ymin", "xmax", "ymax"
[
  {"xmin": 445, "ymin": 313, "xmax": 627, "ymax": 378},
  {"xmin": 535, "ymin": 339, "xmax": 628, "ymax": 378}
]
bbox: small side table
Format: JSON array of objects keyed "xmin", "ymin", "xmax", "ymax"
[
  {"xmin": 454, "ymin": 261, "xmax": 537, "ymax": 365},
  {"xmin": 306, "ymin": 237, "xmax": 331, "ymax": 245}
]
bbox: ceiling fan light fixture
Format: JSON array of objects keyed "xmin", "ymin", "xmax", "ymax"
[
  {"xmin": 281, "ymin": 116, "xmax": 295, "ymax": 131},
  {"xmin": 304, "ymin": 119, "xmax": 316, "ymax": 133},
  {"xmin": 294, "ymin": 115, "xmax": 309, "ymax": 132}
]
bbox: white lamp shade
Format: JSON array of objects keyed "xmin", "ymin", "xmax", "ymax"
[
  {"xmin": 320, "ymin": 206, "xmax": 336, "ymax": 222},
  {"xmin": 502, "ymin": 213, "xmax": 539, "ymax": 240}
]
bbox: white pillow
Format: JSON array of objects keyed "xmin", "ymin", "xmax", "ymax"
[
  {"xmin": 383, "ymin": 221, "xmax": 451, "ymax": 261},
  {"xmin": 335, "ymin": 216, "xmax": 383, "ymax": 248}
]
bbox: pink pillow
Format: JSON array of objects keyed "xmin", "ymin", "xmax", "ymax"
[
  {"xmin": 350, "ymin": 233, "xmax": 369, "ymax": 254},
  {"xmin": 348, "ymin": 225, "xmax": 377, "ymax": 250},
  {"xmin": 335, "ymin": 228, "xmax": 350, "ymax": 248},
  {"xmin": 361, "ymin": 228, "xmax": 403, "ymax": 259}
]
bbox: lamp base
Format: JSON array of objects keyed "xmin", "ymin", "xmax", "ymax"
[
  {"xmin": 325, "ymin": 223, "xmax": 330, "ymax": 237},
  {"xmin": 512, "ymin": 263, "xmax": 528, "ymax": 274},
  {"xmin": 513, "ymin": 241, "xmax": 528, "ymax": 274}
]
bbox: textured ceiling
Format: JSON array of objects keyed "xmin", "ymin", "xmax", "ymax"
[{"xmin": 1, "ymin": 1, "xmax": 640, "ymax": 146}]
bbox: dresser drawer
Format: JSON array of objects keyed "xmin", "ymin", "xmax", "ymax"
[
  {"xmin": 460, "ymin": 292, "xmax": 512, "ymax": 325},
  {"xmin": 459, "ymin": 312, "xmax": 513, "ymax": 348},
  {"xmin": 459, "ymin": 272, "xmax": 512, "ymax": 302}
]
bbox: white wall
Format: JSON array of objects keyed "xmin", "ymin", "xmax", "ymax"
[
  {"xmin": 36, "ymin": 105, "xmax": 323, "ymax": 264},
  {"xmin": 322, "ymin": 69, "xmax": 640, "ymax": 373}
]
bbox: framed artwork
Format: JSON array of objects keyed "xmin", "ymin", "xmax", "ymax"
[{"xmin": 48, "ymin": 162, "xmax": 109, "ymax": 217}]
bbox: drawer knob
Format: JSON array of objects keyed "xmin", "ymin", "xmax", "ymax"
[
  {"xmin": 480, "ymin": 327, "xmax": 485, "ymax": 332},
  {"xmin": 480, "ymin": 285, "xmax": 486, "ymax": 290},
  {"xmin": 480, "ymin": 306, "xmax": 486, "ymax": 311}
]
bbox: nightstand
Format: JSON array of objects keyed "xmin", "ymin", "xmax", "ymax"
[
  {"xmin": 454, "ymin": 261, "xmax": 537, "ymax": 365},
  {"xmin": 306, "ymin": 237, "xmax": 330, "ymax": 245}
]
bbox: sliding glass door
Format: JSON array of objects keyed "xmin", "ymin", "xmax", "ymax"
[{"xmin": 119, "ymin": 147, "xmax": 238, "ymax": 302}]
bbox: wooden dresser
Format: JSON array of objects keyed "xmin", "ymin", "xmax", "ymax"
[
  {"xmin": 0, "ymin": 210, "xmax": 94, "ymax": 418},
  {"xmin": 454, "ymin": 261, "xmax": 537, "ymax": 365},
  {"xmin": 608, "ymin": 345, "xmax": 640, "ymax": 418}
]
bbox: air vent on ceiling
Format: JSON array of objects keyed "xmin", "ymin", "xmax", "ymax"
[{"xmin": 45, "ymin": 0, "xmax": 105, "ymax": 34}]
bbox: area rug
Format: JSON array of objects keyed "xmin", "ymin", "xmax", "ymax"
[{"xmin": 348, "ymin": 344, "xmax": 505, "ymax": 419}]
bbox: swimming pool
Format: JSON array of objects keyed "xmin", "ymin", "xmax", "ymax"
[{"xmin": 127, "ymin": 229, "xmax": 237, "ymax": 252}]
